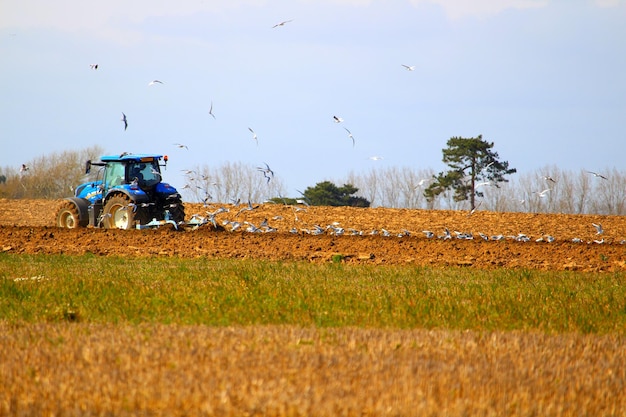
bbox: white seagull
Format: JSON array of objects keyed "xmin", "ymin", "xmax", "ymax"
[
  {"xmin": 89, "ymin": 64, "xmax": 99, "ymax": 70},
  {"xmin": 414, "ymin": 178, "xmax": 432, "ymax": 189},
  {"xmin": 401, "ymin": 64, "xmax": 415, "ymax": 71},
  {"xmin": 592, "ymin": 223, "xmax": 604, "ymax": 235},
  {"xmin": 535, "ymin": 188, "xmax": 551, "ymax": 198},
  {"xmin": 248, "ymin": 127, "xmax": 258, "ymax": 145},
  {"xmin": 587, "ymin": 171, "xmax": 608, "ymax": 180},
  {"xmin": 20, "ymin": 164, "xmax": 29, "ymax": 173},
  {"xmin": 333, "ymin": 115, "xmax": 343, "ymax": 123},
  {"xmin": 173, "ymin": 143, "xmax": 188, "ymax": 150},
  {"xmin": 368, "ymin": 156, "xmax": 384, "ymax": 161},
  {"xmin": 148, "ymin": 80, "xmax": 163, "ymax": 86},
  {"xmin": 343, "ymin": 127, "xmax": 355, "ymax": 147}
]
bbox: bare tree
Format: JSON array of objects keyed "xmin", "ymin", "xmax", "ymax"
[
  {"xmin": 0, "ymin": 146, "xmax": 104, "ymax": 199},
  {"xmin": 181, "ymin": 161, "xmax": 286, "ymax": 205}
]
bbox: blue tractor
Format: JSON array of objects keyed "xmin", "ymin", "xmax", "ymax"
[{"xmin": 56, "ymin": 153, "xmax": 185, "ymax": 229}]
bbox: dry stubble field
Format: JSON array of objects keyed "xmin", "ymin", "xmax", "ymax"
[{"xmin": 1, "ymin": 199, "xmax": 625, "ymax": 416}]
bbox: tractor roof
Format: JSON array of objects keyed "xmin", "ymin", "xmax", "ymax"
[{"xmin": 100, "ymin": 153, "xmax": 163, "ymax": 163}]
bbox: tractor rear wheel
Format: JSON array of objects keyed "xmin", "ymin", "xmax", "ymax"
[
  {"xmin": 167, "ymin": 198, "xmax": 185, "ymax": 224},
  {"xmin": 57, "ymin": 202, "xmax": 81, "ymax": 229},
  {"xmin": 103, "ymin": 195, "xmax": 136, "ymax": 230}
]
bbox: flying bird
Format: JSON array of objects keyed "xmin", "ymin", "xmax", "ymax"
[
  {"xmin": 592, "ymin": 223, "xmax": 604, "ymax": 235},
  {"xmin": 544, "ymin": 176, "xmax": 556, "ymax": 183},
  {"xmin": 248, "ymin": 127, "xmax": 258, "ymax": 145},
  {"xmin": 173, "ymin": 143, "xmax": 188, "ymax": 150},
  {"xmin": 401, "ymin": 64, "xmax": 415, "ymax": 71},
  {"xmin": 368, "ymin": 156, "xmax": 384, "ymax": 161},
  {"xmin": 272, "ymin": 19, "xmax": 293, "ymax": 28},
  {"xmin": 20, "ymin": 164, "xmax": 29, "ymax": 173},
  {"xmin": 333, "ymin": 115, "xmax": 343, "ymax": 123},
  {"xmin": 121, "ymin": 113, "xmax": 128, "ymax": 130},
  {"xmin": 148, "ymin": 80, "xmax": 164, "ymax": 86},
  {"xmin": 414, "ymin": 178, "xmax": 432, "ymax": 189},
  {"xmin": 343, "ymin": 127, "xmax": 355, "ymax": 147},
  {"xmin": 587, "ymin": 171, "xmax": 607, "ymax": 180},
  {"xmin": 150, "ymin": 167, "xmax": 162, "ymax": 178},
  {"xmin": 90, "ymin": 64, "xmax": 98, "ymax": 70},
  {"xmin": 257, "ymin": 162, "xmax": 274, "ymax": 183},
  {"xmin": 534, "ymin": 188, "xmax": 551, "ymax": 198},
  {"xmin": 208, "ymin": 101, "xmax": 216, "ymax": 119}
]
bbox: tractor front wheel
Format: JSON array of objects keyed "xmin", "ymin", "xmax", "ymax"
[
  {"xmin": 103, "ymin": 195, "xmax": 136, "ymax": 230},
  {"xmin": 56, "ymin": 202, "xmax": 82, "ymax": 229}
]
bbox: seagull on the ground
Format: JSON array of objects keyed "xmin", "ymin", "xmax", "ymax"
[
  {"xmin": 248, "ymin": 127, "xmax": 258, "ymax": 145},
  {"xmin": 333, "ymin": 115, "xmax": 343, "ymax": 123},
  {"xmin": 173, "ymin": 143, "xmax": 188, "ymax": 150},
  {"xmin": 236, "ymin": 200, "xmax": 259, "ymax": 217},
  {"xmin": 587, "ymin": 171, "xmax": 608, "ymax": 180},
  {"xmin": 343, "ymin": 127, "xmax": 355, "ymax": 147},
  {"xmin": 272, "ymin": 19, "xmax": 293, "ymax": 28},
  {"xmin": 148, "ymin": 80, "xmax": 163, "ymax": 86},
  {"xmin": 592, "ymin": 223, "xmax": 604, "ymax": 235},
  {"xmin": 401, "ymin": 64, "xmax": 415, "ymax": 71},
  {"xmin": 208, "ymin": 101, "xmax": 216, "ymax": 119},
  {"xmin": 121, "ymin": 112, "xmax": 128, "ymax": 130}
]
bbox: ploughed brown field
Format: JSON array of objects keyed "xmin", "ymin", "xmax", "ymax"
[
  {"xmin": 1, "ymin": 198, "xmax": 625, "ymax": 271},
  {"xmin": 2, "ymin": 198, "xmax": 626, "ymax": 416}
]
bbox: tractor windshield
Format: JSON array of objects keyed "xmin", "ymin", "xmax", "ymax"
[{"xmin": 128, "ymin": 161, "xmax": 161, "ymax": 188}]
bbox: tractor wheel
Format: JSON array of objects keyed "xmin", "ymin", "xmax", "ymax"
[
  {"xmin": 167, "ymin": 199, "xmax": 186, "ymax": 224},
  {"xmin": 57, "ymin": 201, "xmax": 81, "ymax": 229},
  {"xmin": 103, "ymin": 195, "xmax": 137, "ymax": 230}
]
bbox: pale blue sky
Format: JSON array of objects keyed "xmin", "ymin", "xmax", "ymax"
[{"xmin": 1, "ymin": 0, "xmax": 624, "ymax": 195}]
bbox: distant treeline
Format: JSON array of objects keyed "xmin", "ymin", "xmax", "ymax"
[{"xmin": 2, "ymin": 147, "xmax": 624, "ymax": 215}]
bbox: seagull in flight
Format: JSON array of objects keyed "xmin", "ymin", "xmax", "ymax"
[
  {"xmin": 544, "ymin": 175, "xmax": 556, "ymax": 184},
  {"xmin": 174, "ymin": 143, "xmax": 188, "ymax": 150},
  {"xmin": 150, "ymin": 167, "xmax": 162, "ymax": 178},
  {"xmin": 592, "ymin": 223, "xmax": 604, "ymax": 235},
  {"xmin": 272, "ymin": 19, "xmax": 293, "ymax": 28},
  {"xmin": 248, "ymin": 127, "xmax": 258, "ymax": 145},
  {"xmin": 89, "ymin": 64, "xmax": 98, "ymax": 70},
  {"xmin": 534, "ymin": 188, "xmax": 551, "ymax": 198},
  {"xmin": 20, "ymin": 164, "xmax": 29, "ymax": 173},
  {"xmin": 414, "ymin": 178, "xmax": 432, "ymax": 189},
  {"xmin": 343, "ymin": 127, "xmax": 355, "ymax": 147},
  {"xmin": 208, "ymin": 101, "xmax": 216, "ymax": 119},
  {"xmin": 257, "ymin": 162, "xmax": 274, "ymax": 183},
  {"xmin": 401, "ymin": 64, "xmax": 415, "ymax": 71},
  {"xmin": 148, "ymin": 80, "xmax": 163, "ymax": 86},
  {"xmin": 587, "ymin": 170, "xmax": 608, "ymax": 180},
  {"xmin": 368, "ymin": 156, "xmax": 384, "ymax": 161},
  {"xmin": 121, "ymin": 112, "xmax": 128, "ymax": 130},
  {"xmin": 333, "ymin": 115, "xmax": 343, "ymax": 123}
]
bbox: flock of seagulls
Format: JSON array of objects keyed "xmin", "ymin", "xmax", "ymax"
[{"xmin": 183, "ymin": 203, "xmax": 625, "ymax": 244}]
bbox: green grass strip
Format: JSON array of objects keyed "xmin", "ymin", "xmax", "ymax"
[{"xmin": 1, "ymin": 253, "xmax": 624, "ymax": 333}]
